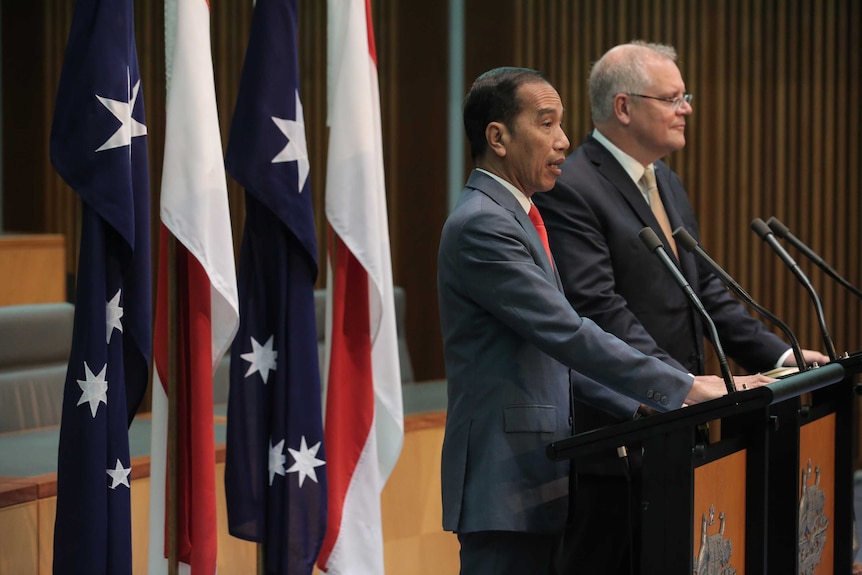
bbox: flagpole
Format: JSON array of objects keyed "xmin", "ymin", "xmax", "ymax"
[{"xmin": 167, "ymin": 233, "xmax": 179, "ymax": 575}]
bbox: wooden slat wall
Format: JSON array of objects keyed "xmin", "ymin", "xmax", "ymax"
[
  {"xmin": 40, "ymin": 0, "xmax": 321, "ymax": 274},
  {"xmin": 5, "ymin": 1, "xmax": 861, "ymax": 403},
  {"xmin": 28, "ymin": 0, "xmax": 453, "ymax": 380},
  {"xmin": 512, "ymin": 0, "xmax": 862, "ymax": 366}
]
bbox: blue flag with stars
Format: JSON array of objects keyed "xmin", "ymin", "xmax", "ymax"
[
  {"xmin": 49, "ymin": 0, "xmax": 151, "ymax": 573},
  {"xmin": 224, "ymin": 0, "xmax": 327, "ymax": 573}
]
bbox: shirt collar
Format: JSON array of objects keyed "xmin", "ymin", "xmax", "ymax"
[
  {"xmin": 592, "ymin": 128, "xmax": 652, "ymax": 186},
  {"xmin": 476, "ymin": 168, "xmax": 532, "ymax": 214}
]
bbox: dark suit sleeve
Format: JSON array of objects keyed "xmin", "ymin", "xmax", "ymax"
[
  {"xmin": 538, "ymin": 176, "xmax": 690, "ymax": 419},
  {"xmin": 657, "ymin": 168, "xmax": 790, "ymax": 372},
  {"xmin": 439, "ymin": 196, "xmax": 693, "ymax": 413},
  {"xmin": 537, "ymin": 172, "xmax": 689, "ymax": 374},
  {"xmin": 689, "ymin": 240, "xmax": 790, "ymax": 372}
]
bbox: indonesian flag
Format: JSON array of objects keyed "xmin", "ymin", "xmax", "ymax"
[
  {"xmin": 148, "ymin": 0, "xmax": 239, "ymax": 573},
  {"xmin": 317, "ymin": 0, "xmax": 404, "ymax": 573}
]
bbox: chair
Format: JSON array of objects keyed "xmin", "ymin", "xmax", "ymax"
[{"xmin": 0, "ymin": 303, "xmax": 74, "ymax": 432}]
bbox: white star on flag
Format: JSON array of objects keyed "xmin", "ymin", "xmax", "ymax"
[
  {"xmin": 240, "ymin": 335, "xmax": 278, "ymax": 384},
  {"xmin": 271, "ymin": 90, "xmax": 309, "ymax": 193},
  {"xmin": 269, "ymin": 438, "xmax": 286, "ymax": 486},
  {"xmin": 95, "ymin": 72, "xmax": 147, "ymax": 152},
  {"xmin": 106, "ymin": 289, "xmax": 124, "ymax": 344},
  {"xmin": 106, "ymin": 459, "xmax": 132, "ymax": 490},
  {"xmin": 77, "ymin": 361, "xmax": 108, "ymax": 418},
  {"xmin": 286, "ymin": 436, "xmax": 325, "ymax": 488}
]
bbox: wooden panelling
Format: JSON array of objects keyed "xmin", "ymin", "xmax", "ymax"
[
  {"xmin": 0, "ymin": 501, "xmax": 39, "ymax": 575},
  {"xmin": 505, "ymin": 0, "xmax": 862, "ymax": 461},
  {"xmin": 508, "ymin": 0, "xmax": 862, "ymax": 390},
  {"xmin": 40, "ymin": 1, "xmax": 82, "ymax": 275},
  {"xmin": 2, "ymin": 0, "xmax": 861, "ymax": 412},
  {"xmin": 381, "ymin": 415, "xmax": 459, "ymax": 574},
  {"xmin": 693, "ymin": 449, "xmax": 747, "ymax": 572},
  {"xmin": 0, "ymin": 411, "xmax": 456, "ymax": 574},
  {"xmin": 377, "ymin": 0, "xmax": 449, "ymax": 382},
  {"xmin": 799, "ymin": 413, "xmax": 837, "ymax": 574},
  {"xmin": 14, "ymin": 0, "xmax": 449, "ymax": 380},
  {"xmin": 1, "ymin": 2, "xmax": 49, "ymax": 236},
  {"xmin": 0, "ymin": 234, "xmax": 65, "ymax": 305}
]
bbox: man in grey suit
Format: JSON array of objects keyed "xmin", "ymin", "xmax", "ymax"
[
  {"xmin": 437, "ymin": 66, "xmax": 763, "ymax": 575},
  {"xmin": 533, "ymin": 41, "xmax": 828, "ymax": 574}
]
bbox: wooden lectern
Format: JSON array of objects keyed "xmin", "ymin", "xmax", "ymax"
[
  {"xmin": 764, "ymin": 352, "xmax": 862, "ymax": 575},
  {"xmin": 547, "ymin": 360, "xmax": 852, "ymax": 574}
]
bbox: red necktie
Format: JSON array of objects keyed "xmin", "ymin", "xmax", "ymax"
[{"xmin": 528, "ymin": 204, "xmax": 554, "ymax": 268}]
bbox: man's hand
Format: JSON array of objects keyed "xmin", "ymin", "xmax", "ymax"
[
  {"xmin": 783, "ymin": 349, "xmax": 831, "ymax": 367},
  {"xmin": 685, "ymin": 373, "xmax": 775, "ymax": 405},
  {"xmin": 734, "ymin": 373, "xmax": 776, "ymax": 390}
]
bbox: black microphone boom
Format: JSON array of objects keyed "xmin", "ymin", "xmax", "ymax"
[
  {"xmin": 766, "ymin": 216, "xmax": 862, "ymax": 301},
  {"xmin": 638, "ymin": 227, "xmax": 736, "ymax": 393},
  {"xmin": 750, "ymin": 218, "xmax": 838, "ymax": 361},
  {"xmin": 672, "ymin": 226, "xmax": 808, "ymax": 371}
]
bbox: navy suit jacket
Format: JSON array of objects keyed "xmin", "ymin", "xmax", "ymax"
[
  {"xmin": 437, "ymin": 169, "xmax": 698, "ymax": 534},
  {"xmin": 534, "ymin": 134, "xmax": 788, "ymax": 428}
]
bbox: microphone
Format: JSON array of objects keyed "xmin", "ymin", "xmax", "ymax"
[
  {"xmin": 638, "ymin": 227, "xmax": 736, "ymax": 393},
  {"xmin": 750, "ymin": 218, "xmax": 838, "ymax": 361},
  {"xmin": 767, "ymin": 216, "xmax": 862, "ymax": 301},
  {"xmin": 672, "ymin": 226, "xmax": 808, "ymax": 371}
]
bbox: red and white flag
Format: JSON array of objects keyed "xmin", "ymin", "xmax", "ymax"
[
  {"xmin": 148, "ymin": 0, "xmax": 238, "ymax": 573},
  {"xmin": 317, "ymin": 0, "xmax": 404, "ymax": 572}
]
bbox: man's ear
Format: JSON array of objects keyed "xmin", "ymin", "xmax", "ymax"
[
  {"xmin": 613, "ymin": 94, "xmax": 633, "ymax": 127},
  {"xmin": 485, "ymin": 121, "xmax": 508, "ymax": 158}
]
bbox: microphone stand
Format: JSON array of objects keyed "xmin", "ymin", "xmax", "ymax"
[
  {"xmin": 638, "ymin": 227, "xmax": 736, "ymax": 393},
  {"xmin": 751, "ymin": 218, "xmax": 838, "ymax": 362},
  {"xmin": 672, "ymin": 226, "xmax": 808, "ymax": 371},
  {"xmin": 767, "ymin": 216, "xmax": 862, "ymax": 301}
]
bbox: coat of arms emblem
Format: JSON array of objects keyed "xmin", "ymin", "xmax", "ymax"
[
  {"xmin": 693, "ymin": 504, "xmax": 736, "ymax": 575},
  {"xmin": 799, "ymin": 459, "xmax": 829, "ymax": 575}
]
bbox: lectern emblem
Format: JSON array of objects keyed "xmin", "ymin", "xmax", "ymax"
[
  {"xmin": 799, "ymin": 459, "xmax": 829, "ymax": 575},
  {"xmin": 693, "ymin": 505, "xmax": 736, "ymax": 575}
]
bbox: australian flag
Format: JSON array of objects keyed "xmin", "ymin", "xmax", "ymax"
[
  {"xmin": 224, "ymin": 0, "xmax": 327, "ymax": 573},
  {"xmin": 49, "ymin": 0, "xmax": 151, "ymax": 573}
]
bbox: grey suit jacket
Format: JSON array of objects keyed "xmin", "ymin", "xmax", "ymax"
[
  {"xmin": 534, "ymin": 134, "xmax": 789, "ymax": 426},
  {"xmin": 437, "ymin": 169, "xmax": 697, "ymax": 534}
]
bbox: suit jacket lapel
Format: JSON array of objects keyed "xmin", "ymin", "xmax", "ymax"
[
  {"xmin": 583, "ymin": 136, "xmax": 683, "ymax": 265},
  {"xmin": 465, "ymin": 170, "xmax": 560, "ymax": 283},
  {"xmin": 583, "ymin": 137, "xmax": 657, "ymax": 228},
  {"xmin": 581, "ymin": 137, "xmax": 703, "ymax": 364}
]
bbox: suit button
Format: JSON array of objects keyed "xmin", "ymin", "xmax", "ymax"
[
  {"xmin": 661, "ymin": 396, "xmax": 669, "ymax": 405},
  {"xmin": 646, "ymin": 390, "xmax": 654, "ymax": 399}
]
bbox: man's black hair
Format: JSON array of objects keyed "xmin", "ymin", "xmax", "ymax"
[{"xmin": 463, "ymin": 67, "xmax": 548, "ymax": 161}]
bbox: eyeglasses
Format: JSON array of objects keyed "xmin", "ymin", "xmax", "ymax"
[{"xmin": 627, "ymin": 92, "xmax": 693, "ymax": 111}]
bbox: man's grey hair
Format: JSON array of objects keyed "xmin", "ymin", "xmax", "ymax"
[{"xmin": 589, "ymin": 40, "xmax": 678, "ymax": 124}]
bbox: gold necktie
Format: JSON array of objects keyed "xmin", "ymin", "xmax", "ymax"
[{"xmin": 641, "ymin": 165, "xmax": 678, "ymax": 259}]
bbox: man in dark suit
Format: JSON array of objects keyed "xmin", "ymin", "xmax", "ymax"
[
  {"xmin": 437, "ymin": 66, "xmax": 764, "ymax": 575},
  {"xmin": 533, "ymin": 41, "xmax": 829, "ymax": 574}
]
